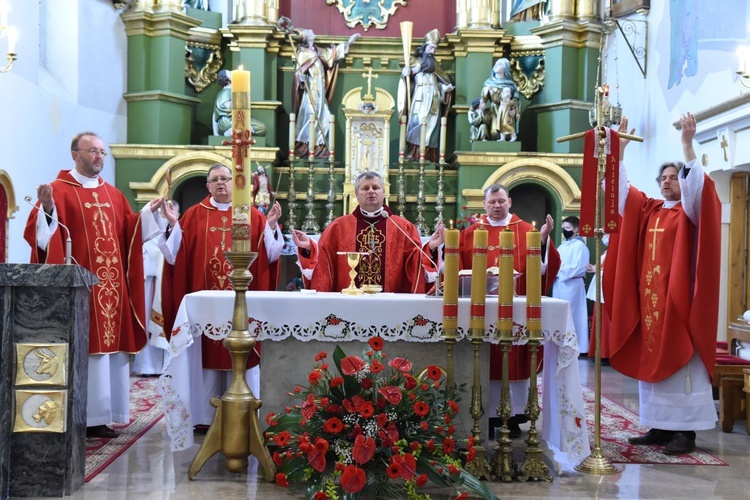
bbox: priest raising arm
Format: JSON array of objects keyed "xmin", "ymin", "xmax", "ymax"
[
  {"xmin": 291, "ymin": 171, "xmax": 443, "ymax": 293},
  {"xmin": 459, "ymin": 183, "xmax": 561, "ymax": 438},
  {"xmin": 604, "ymin": 112, "xmax": 721, "ymax": 455},
  {"xmin": 157, "ymin": 163, "xmax": 284, "ymax": 429},
  {"xmin": 23, "ymin": 131, "xmax": 169, "ymax": 439}
]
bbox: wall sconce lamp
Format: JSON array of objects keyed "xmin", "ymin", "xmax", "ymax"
[
  {"xmin": 0, "ymin": 1, "xmax": 18, "ymax": 73},
  {"xmin": 737, "ymin": 45, "xmax": 750, "ymax": 88}
]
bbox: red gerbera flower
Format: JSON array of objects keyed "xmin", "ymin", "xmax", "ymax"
[
  {"xmin": 413, "ymin": 402, "xmax": 429, "ymax": 416},
  {"xmin": 272, "ymin": 430, "xmax": 291, "ymax": 447},
  {"xmin": 370, "ymin": 359, "xmax": 385, "ymax": 373},
  {"xmin": 386, "ymin": 462, "xmax": 402, "ymax": 479},
  {"xmin": 416, "ymin": 473, "xmax": 428, "ymax": 487},
  {"xmin": 359, "ymin": 402, "xmax": 375, "ymax": 418},
  {"xmin": 426, "ymin": 365, "xmax": 442, "ymax": 380},
  {"xmin": 313, "ymin": 492, "xmax": 328, "ymax": 500},
  {"xmin": 323, "ymin": 417, "xmax": 344, "ymax": 434},
  {"xmin": 368, "ymin": 336, "xmax": 384, "ymax": 351},
  {"xmin": 315, "ymin": 351, "xmax": 327, "ymax": 361}
]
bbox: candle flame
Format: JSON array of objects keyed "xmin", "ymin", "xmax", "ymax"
[
  {"xmin": 238, "ymin": 64, "xmax": 244, "ymax": 71},
  {"xmin": 449, "ymin": 219, "xmax": 454, "ymax": 229},
  {"xmin": 532, "ymin": 220, "xmax": 536, "ymax": 229}
]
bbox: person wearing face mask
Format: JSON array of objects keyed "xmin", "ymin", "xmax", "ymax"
[
  {"xmin": 586, "ymin": 233, "xmax": 611, "ymax": 363},
  {"xmin": 552, "ymin": 216, "xmax": 590, "ymax": 354},
  {"xmin": 604, "ymin": 113, "xmax": 721, "ymax": 455}
]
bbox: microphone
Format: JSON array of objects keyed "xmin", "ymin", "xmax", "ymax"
[
  {"xmin": 25, "ymin": 196, "xmax": 73, "ymax": 265},
  {"xmin": 380, "ymin": 211, "xmax": 442, "ymax": 296}
]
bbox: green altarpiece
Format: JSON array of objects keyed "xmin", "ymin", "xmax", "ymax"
[{"xmin": 113, "ymin": 7, "xmax": 604, "ymax": 248}]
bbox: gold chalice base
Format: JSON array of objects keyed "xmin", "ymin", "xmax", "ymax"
[
  {"xmin": 342, "ymin": 285, "xmax": 364, "ymax": 295},
  {"xmin": 361, "ymin": 284, "xmax": 382, "ymax": 294}
]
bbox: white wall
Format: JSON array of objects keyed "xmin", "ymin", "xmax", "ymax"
[
  {"xmin": 0, "ymin": 0, "xmax": 127, "ymax": 264},
  {"xmin": 602, "ymin": 0, "xmax": 750, "ymax": 338}
]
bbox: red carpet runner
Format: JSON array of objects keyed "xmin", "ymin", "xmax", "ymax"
[
  {"xmin": 582, "ymin": 386, "xmax": 727, "ymax": 466},
  {"xmin": 85, "ymin": 377, "xmax": 164, "ymax": 482}
]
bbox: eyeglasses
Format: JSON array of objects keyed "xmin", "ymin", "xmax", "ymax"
[
  {"xmin": 208, "ymin": 176, "xmax": 232, "ymax": 184},
  {"xmin": 75, "ymin": 148, "xmax": 108, "ymax": 157}
]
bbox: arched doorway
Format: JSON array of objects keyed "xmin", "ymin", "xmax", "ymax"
[{"xmin": 0, "ymin": 171, "xmax": 19, "ymax": 263}]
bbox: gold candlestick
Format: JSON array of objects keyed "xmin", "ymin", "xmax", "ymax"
[{"xmin": 493, "ymin": 228, "xmax": 516, "ymax": 481}]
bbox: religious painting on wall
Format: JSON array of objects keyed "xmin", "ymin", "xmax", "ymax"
[{"xmin": 326, "ymin": 0, "xmax": 407, "ymax": 30}]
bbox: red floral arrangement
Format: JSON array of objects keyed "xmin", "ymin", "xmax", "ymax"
[{"xmin": 265, "ymin": 337, "xmax": 496, "ymax": 500}]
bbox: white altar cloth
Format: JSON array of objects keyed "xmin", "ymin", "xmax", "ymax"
[{"xmin": 159, "ymin": 291, "xmax": 590, "ymax": 465}]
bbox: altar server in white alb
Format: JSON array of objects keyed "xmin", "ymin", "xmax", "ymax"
[{"xmin": 552, "ymin": 215, "xmax": 590, "ymax": 354}]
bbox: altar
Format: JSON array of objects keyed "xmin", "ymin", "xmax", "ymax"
[{"xmin": 159, "ymin": 291, "xmax": 590, "ymax": 465}]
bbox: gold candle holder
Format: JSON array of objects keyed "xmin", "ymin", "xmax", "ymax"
[
  {"xmin": 188, "ymin": 251, "xmax": 275, "ymax": 481},
  {"xmin": 493, "ymin": 228, "xmax": 516, "ymax": 481}
]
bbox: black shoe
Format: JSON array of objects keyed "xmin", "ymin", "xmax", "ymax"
[
  {"xmin": 507, "ymin": 415, "xmax": 524, "ymax": 439},
  {"xmin": 86, "ymin": 425, "xmax": 119, "ymax": 439},
  {"xmin": 663, "ymin": 431, "xmax": 696, "ymax": 455},
  {"xmin": 628, "ymin": 428, "xmax": 674, "ymax": 445}
]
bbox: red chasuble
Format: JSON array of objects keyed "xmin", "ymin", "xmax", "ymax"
[
  {"xmin": 23, "ymin": 170, "xmax": 147, "ymax": 355},
  {"xmin": 298, "ymin": 206, "xmax": 431, "ymax": 293},
  {"xmin": 164, "ymin": 196, "xmax": 279, "ymax": 370},
  {"xmin": 604, "ymin": 180, "xmax": 721, "ymax": 382},
  {"xmin": 460, "ymin": 215, "xmax": 561, "ymax": 381}
]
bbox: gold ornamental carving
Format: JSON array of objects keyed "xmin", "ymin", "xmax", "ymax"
[
  {"xmin": 13, "ymin": 390, "xmax": 67, "ymax": 433},
  {"xmin": 185, "ymin": 27, "xmax": 224, "ymax": 93},
  {"xmin": 326, "ymin": 0, "xmax": 407, "ymax": 31},
  {"xmin": 15, "ymin": 343, "xmax": 68, "ymax": 387}
]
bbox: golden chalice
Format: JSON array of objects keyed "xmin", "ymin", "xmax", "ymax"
[{"xmin": 338, "ymin": 251, "xmax": 365, "ymax": 295}]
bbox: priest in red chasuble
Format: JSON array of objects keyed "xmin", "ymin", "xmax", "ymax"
[
  {"xmin": 24, "ymin": 131, "xmax": 169, "ymax": 439},
  {"xmin": 604, "ymin": 113, "xmax": 720, "ymax": 455},
  {"xmin": 291, "ymin": 171, "xmax": 443, "ymax": 293},
  {"xmin": 159, "ymin": 163, "xmax": 283, "ymax": 426},
  {"xmin": 460, "ymin": 184, "xmax": 560, "ymax": 437}
]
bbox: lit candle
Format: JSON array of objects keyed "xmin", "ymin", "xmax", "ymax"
[
  {"xmin": 329, "ymin": 116, "xmax": 335, "ymax": 161},
  {"xmin": 289, "ymin": 112, "xmax": 296, "ymax": 161},
  {"xmin": 419, "ymin": 121, "xmax": 427, "ymax": 161},
  {"xmin": 526, "ymin": 225, "xmax": 542, "ymax": 338},
  {"xmin": 442, "ymin": 228, "xmax": 460, "ymax": 337},
  {"xmin": 399, "ymin": 115, "xmax": 406, "ymax": 164},
  {"xmin": 498, "ymin": 228, "xmax": 514, "ymax": 340},
  {"xmin": 449, "ymin": 219, "xmax": 454, "ymax": 230},
  {"xmin": 439, "ymin": 116, "xmax": 447, "ymax": 164},
  {"xmin": 470, "ymin": 228, "xmax": 488, "ymax": 338},
  {"xmin": 229, "ymin": 66, "xmax": 252, "ymax": 250}
]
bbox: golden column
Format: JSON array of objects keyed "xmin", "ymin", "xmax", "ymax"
[{"xmin": 188, "ymin": 67, "xmax": 276, "ymax": 482}]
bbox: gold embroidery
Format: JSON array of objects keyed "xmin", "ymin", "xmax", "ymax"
[
  {"xmin": 86, "ymin": 191, "xmax": 119, "ymax": 347},
  {"xmin": 643, "ymin": 215, "xmax": 665, "ymax": 352},
  {"xmin": 357, "ymin": 223, "xmax": 384, "ymax": 286},
  {"xmin": 210, "ymin": 216, "xmax": 231, "ymax": 251}
]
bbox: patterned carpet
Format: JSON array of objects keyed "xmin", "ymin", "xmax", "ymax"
[
  {"xmin": 583, "ymin": 386, "xmax": 727, "ymax": 465},
  {"xmin": 85, "ymin": 377, "xmax": 164, "ymax": 482}
]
